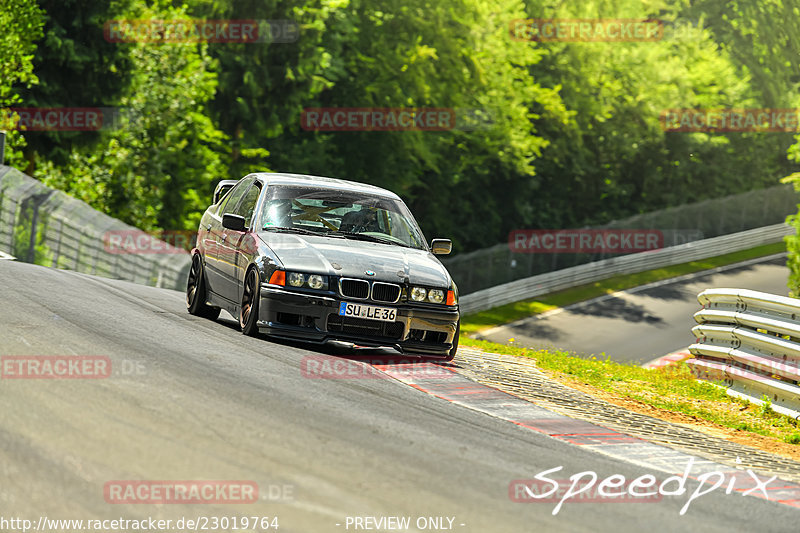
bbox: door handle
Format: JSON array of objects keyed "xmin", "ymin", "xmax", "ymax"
[
  {"xmin": 221, "ymin": 234, "xmax": 228, "ymax": 242},
  {"xmin": 206, "ymin": 224, "xmax": 211, "ymax": 231}
]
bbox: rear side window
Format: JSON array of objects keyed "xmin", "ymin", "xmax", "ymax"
[{"xmin": 217, "ymin": 177, "xmax": 255, "ymax": 215}]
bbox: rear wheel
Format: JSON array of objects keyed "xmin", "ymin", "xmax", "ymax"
[
  {"xmin": 240, "ymin": 268, "xmax": 260, "ymax": 336},
  {"xmin": 187, "ymin": 254, "xmax": 220, "ymax": 320}
]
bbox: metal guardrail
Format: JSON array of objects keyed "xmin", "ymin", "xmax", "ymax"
[
  {"xmin": 458, "ymin": 224, "xmax": 792, "ymax": 314},
  {"xmin": 443, "ymin": 184, "xmax": 799, "ymax": 295},
  {"xmin": 0, "ymin": 165, "xmax": 190, "ymax": 290},
  {"xmin": 688, "ymin": 288, "xmax": 800, "ymax": 419}
]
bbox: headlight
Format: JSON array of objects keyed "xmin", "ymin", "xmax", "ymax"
[
  {"xmin": 288, "ymin": 272, "xmax": 305, "ymax": 287},
  {"xmin": 283, "ymin": 271, "xmax": 327, "ymax": 290},
  {"xmin": 411, "ymin": 287, "xmax": 427, "ymax": 301},
  {"xmin": 427, "ymin": 289, "xmax": 445, "ymax": 303}
]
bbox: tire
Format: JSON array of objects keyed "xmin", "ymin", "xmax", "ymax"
[
  {"xmin": 187, "ymin": 254, "xmax": 221, "ymax": 320},
  {"xmin": 443, "ymin": 321, "xmax": 460, "ymax": 362},
  {"xmin": 240, "ymin": 267, "xmax": 260, "ymax": 336}
]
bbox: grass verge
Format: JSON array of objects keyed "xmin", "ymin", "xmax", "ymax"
[
  {"xmin": 461, "ymin": 241, "xmax": 786, "ymax": 335},
  {"xmin": 459, "ymin": 336, "xmax": 800, "ymax": 450}
]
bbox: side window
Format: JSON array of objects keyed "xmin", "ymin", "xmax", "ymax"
[
  {"xmin": 217, "ymin": 177, "xmax": 254, "ymax": 215},
  {"xmin": 232, "ymin": 182, "xmax": 263, "ymax": 229}
]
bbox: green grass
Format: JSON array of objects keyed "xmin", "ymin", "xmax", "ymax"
[
  {"xmin": 461, "ymin": 241, "xmax": 786, "ymax": 335},
  {"xmin": 460, "ymin": 336, "xmax": 800, "ymax": 445}
]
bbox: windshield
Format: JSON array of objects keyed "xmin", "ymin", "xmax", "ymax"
[{"xmin": 259, "ymin": 185, "xmax": 427, "ymax": 250}]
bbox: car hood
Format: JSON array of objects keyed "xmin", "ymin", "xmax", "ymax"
[{"xmin": 257, "ymin": 232, "xmax": 451, "ymax": 287}]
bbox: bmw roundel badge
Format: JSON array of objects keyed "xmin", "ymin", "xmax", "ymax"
[{"xmin": 365, "ymin": 270, "xmax": 375, "ymax": 276}]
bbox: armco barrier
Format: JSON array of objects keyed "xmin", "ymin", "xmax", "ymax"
[
  {"xmin": 443, "ymin": 184, "xmax": 798, "ymax": 295},
  {"xmin": 688, "ymin": 288, "xmax": 800, "ymax": 419},
  {"xmin": 0, "ymin": 165, "xmax": 190, "ymax": 290},
  {"xmin": 458, "ymin": 224, "xmax": 792, "ymax": 314}
]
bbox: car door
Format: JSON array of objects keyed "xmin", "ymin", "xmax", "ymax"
[
  {"xmin": 204, "ymin": 177, "xmax": 254, "ymax": 299},
  {"xmin": 217, "ymin": 180, "xmax": 263, "ymax": 303}
]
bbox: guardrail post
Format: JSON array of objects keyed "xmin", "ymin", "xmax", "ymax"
[{"xmin": 0, "ymin": 131, "xmax": 5, "ymax": 166}]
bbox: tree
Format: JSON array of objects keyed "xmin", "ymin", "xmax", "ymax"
[
  {"xmin": 0, "ymin": 0, "xmax": 44, "ymax": 169},
  {"xmin": 34, "ymin": 1, "xmax": 225, "ymax": 232}
]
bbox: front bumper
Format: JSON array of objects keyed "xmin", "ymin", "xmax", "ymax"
[{"xmin": 256, "ymin": 285, "xmax": 459, "ymax": 356}]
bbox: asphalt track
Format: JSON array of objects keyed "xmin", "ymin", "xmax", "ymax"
[
  {"xmin": 477, "ymin": 254, "xmax": 790, "ymax": 364},
  {"xmin": 1, "ymin": 259, "xmax": 798, "ymax": 532}
]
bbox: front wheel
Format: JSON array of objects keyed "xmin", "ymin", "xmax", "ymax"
[
  {"xmin": 443, "ymin": 321, "xmax": 460, "ymax": 362},
  {"xmin": 187, "ymin": 254, "xmax": 220, "ymax": 320},
  {"xmin": 240, "ymin": 268, "xmax": 261, "ymax": 336}
]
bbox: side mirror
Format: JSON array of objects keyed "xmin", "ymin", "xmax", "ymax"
[
  {"xmin": 222, "ymin": 213, "xmax": 246, "ymax": 232},
  {"xmin": 430, "ymin": 238, "xmax": 452, "ymax": 255}
]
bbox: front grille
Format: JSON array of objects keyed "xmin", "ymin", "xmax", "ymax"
[
  {"xmin": 339, "ymin": 278, "xmax": 370, "ymax": 299},
  {"xmin": 338, "ymin": 278, "xmax": 401, "ymax": 303},
  {"xmin": 327, "ymin": 315, "xmax": 404, "ymax": 340},
  {"xmin": 371, "ymin": 282, "xmax": 401, "ymax": 303}
]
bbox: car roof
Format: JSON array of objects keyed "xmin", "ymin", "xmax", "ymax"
[{"xmin": 250, "ymin": 172, "xmax": 401, "ymax": 200}]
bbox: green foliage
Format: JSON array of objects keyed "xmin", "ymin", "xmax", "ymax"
[
  {"xmin": 6, "ymin": 0, "xmax": 800, "ymax": 256},
  {"xmin": 19, "ymin": 0, "xmax": 135, "ymax": 167},
  {"xmin": 783, "ymin": 173, "xmax": 800, "ymax": 296},
  {"xmin": 0, "ymin": 0, "xmax": 44, "ymax": 168},
  {"xmin": 759, "ymin": 395, "xmax": 774, "ymax": 417},
  {"xmin": 34, "ymin": 1, "xmax": 225, "ymax": 232}
]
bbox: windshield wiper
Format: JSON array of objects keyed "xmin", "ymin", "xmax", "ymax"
[
  {"xmin": 262, "ymin": 226, "xmax": 323, "ymax": 236},
  {"xmin": 329, "ymin": 231, "xmax": 413, "ymax": 248}
]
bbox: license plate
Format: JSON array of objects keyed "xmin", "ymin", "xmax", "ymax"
[{"xmin": 338, "ymin": 302, "xmax": 397, "ymax": 322}]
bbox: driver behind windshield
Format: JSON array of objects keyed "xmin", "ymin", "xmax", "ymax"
[{"xmin": 339, "ymin": 207, "xmax": 381, "ymax": 233}]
